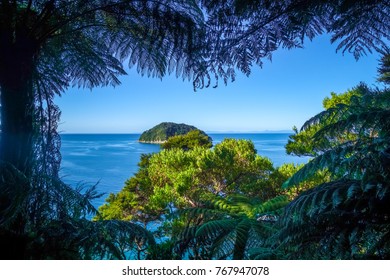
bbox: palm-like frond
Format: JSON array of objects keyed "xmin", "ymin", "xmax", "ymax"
[
  {"xmin": 284, "ymin": 86, "xmax": 390, "ymax": 188},
  {"xmin": 278, "ymin": 85, "xmax": 390, "ymax": 259},
  {"xmin": 0, "ymin": 162, "xmax": 29, "ymax": 227},
  {"xmin": 28, "ymin": 217, "xmax": 154, "ymax": 260},
  {"xmin": 330, "ymin": 0, "xmax": 390, "ymax": 59},
  {"xmin": 378, "ymin": 49, "xmax": 390, "ymax": 84},
  {"xmin": 193, "ymin": 0, "xmax": 390, "ymax": 88},
  {"xmin": 0, "ymin": 162, "xmax": 155, "ymax": 259},
  {"xmin": 175, "ymin": 194, "xmax": 288, "ymax": 259},
  {"xmin": 275, "ymin": 179, "xmax": 390, "ymax": 259},
  {"xmin": 28, "ymin": 0, "xmax": 206, "ymax": 92}
]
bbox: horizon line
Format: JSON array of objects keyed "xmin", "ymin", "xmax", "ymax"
[{"xmin": 59, "ymin": 130, "xmax": 294, "ymax": 134}]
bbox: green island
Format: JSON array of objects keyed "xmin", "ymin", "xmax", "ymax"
[{"xmin": 138, "ymin": 122, "xmax": 210, "ymax": 144}]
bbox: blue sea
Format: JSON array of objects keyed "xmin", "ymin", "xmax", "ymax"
[{"xmin": 60, "ymin": 133, "xmax": 310, "ymax": 208}]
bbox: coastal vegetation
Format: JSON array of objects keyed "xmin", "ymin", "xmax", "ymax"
[
  {"xmin": 0, "ymin": 0, "xmax": 388, "ymax": 259},
  {"xmin": 98, "ymin": 81, "xmax": 390, "ymax": 259},
  {"xmin": 161, "ymin": 130, "xmax": 213, "ymax": 150},
  {"xmin": 138, "ymin": 122, "xmax": 210, "ymax": 144},
  {"xmin": 274, "ymin": 85, "xmax": 390, "ymax": 259},
  {"xmin": 97, "ymin": 133, "xmax": 328, "ymax": 258}
]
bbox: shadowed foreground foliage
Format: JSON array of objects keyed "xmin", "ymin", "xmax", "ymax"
[
  {"xmin": 1, "ymin": 0, "xmax": 389, "ymax": 259},
  {"xmin": 0, "ymin": 163, "xmax": 155, "ymax": 259},
  {"xmin": 261, "ymin": 85, "xmax": 390, "ymax": 260}
]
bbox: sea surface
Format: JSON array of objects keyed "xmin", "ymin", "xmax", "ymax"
[{"xmin": 60, "ymin": 133, "xmax": 310, "ymax": 208}]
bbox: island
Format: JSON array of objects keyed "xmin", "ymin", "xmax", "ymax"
[{"xmin": 138, "ymin": 122, "xmax": 209, "ymax": 143}]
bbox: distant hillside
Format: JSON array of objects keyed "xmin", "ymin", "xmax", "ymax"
[{"xmin": 139, "ymin": 122, "xmax": 208, "ymax": 143}]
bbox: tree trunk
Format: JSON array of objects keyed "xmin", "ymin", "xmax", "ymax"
[
  {"xmin": 0, "ymin": 5, "xmax": 43, "ymax": 257},
  {"xmin": 0, "ymin": 43, "xmax": 36, "ymax": 178},
  {"xmin": 1, "ymin": 83, "xmax": 34, "ymax": 176},
  {"xmin": 0, "ymin": 47, "xmax": 37, "ymax": 259}
]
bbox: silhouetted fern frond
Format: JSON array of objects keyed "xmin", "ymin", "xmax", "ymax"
[
  {"xmin": 276, "ymin": 84, "xmax": 390, "ymax": 259},
  {"xmin": 175, "ymin": 194, "xmax": 287, "ymax": 259}
]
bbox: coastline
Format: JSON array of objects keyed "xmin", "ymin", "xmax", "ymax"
[{"xmin": 138, "ymin": 140, "xmax": 165, "ymax": 144}]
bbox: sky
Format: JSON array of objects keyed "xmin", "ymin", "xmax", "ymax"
[{"xmin": 55, "ymin": 34, "xmax": 382, "ymax": 134}]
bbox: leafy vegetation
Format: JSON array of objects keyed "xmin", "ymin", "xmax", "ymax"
[
  {"xmin": 378, "ymin": 50, "xmax": 390, "ymax": 85},
  {"xmin": 98, "ymin": 137, "xmax": 329, "ymax": 259},
  {"xmin": 99, "ymin": 80, "xmax": 390, "ymax": 260},
  {"xmin": 98, "ymin": 139, "xmax": 277, "ymax": 221},
  {"xmin": 161, "ymin": 130, "xmax": 213, "ymax": 150},
  {"xmin": 0, "ymin": 0, "xmax": 208, "ymax": 260},
  {"xmin": 139, "ymin": 122, "xmax": 210, "ymax": 143},
  {"xmin": 175, "ymin": 194, "xmax": 289, "ymax": 260},
  {"xmin": 286, "ymin": 85, "xmax": 366, "ymax": 157},
  {"xmin": 0, "ymin": 169, "xmax": 155, "ymax": 259},
  {"xmin": 1, "ymin": 0, "xmax": 389, "ymax": 259},
  {"xmin": 269, "ymin": 85, "xmax": 390, "ymax": 260}
]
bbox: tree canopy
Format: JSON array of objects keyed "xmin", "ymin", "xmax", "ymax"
[
  {"xmin": 275, "ymin": 85, "xmax": 390, "ymax": 259},
  {"xmin": 161, "ymin": 130, "xmax": 213, "ymax": 150},
  {"xmin": 286, "ymin": 84, "xmax": 367, "ymax": 157},
  {"xmin": 97, "ymin": 139, "xmax": 277, "ymax": 222},
  {"xmin": 1, "ymin": 0, "xmax": 207, "ymax": 259},
  {"xmin": 97, "ymin": 137, "xmax": 329, "ymax": 259}
]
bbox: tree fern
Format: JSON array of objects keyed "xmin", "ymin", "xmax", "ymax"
[
  {"xmin": 0, "ymin": 165, "xmax": 155, "ymax": 259},
  {"xmin": 175, "ymin": 194, "xmax": 288, "ymax": 259},
  {"xmin": 276, "ymin": 85, "xmax": 390, "ymax": 259},
  {"xmin": 378, "ymin": 49, "xmax": 390, "ymax": 84}
]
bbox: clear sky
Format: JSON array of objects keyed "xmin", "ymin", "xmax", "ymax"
[{"xmin": 55, "ymin": 34, "xmax": 382, "ymax": 134}]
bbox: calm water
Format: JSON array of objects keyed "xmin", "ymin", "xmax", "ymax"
[{"xmin": 60, "ymin": 133, "xmax": 310, "ymax": 208}]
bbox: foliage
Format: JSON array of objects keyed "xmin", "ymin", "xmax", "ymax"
[
  {"xmin": 0, "ymin": 168, "xmax": 155, "ymax": 259},
  {"xmin": 98, "ymin": 139, "xmax": 278, "ymax": 227},
  {"xmin": 98, "ymin": 138, "xmax": 331, "ymax": 259},
  {"xmin": 146, "ymin": 239, "xmax": 181, "ymax": 260},
  {"xmin": 95, "ymin": 154, "xmax": 158, "ymax": 225},
  {"xmin": 174, "ymin": 194, "xmax": 289, "ymax": 260},
  {"xmin": 286, "ymin": 85, "xmax": 366, "ymax": 157},
  {"xmin": 196, "ymin": 0, "xmax": 390, "ymax": 88},
  {"xmin": 161, "ymin": 130, "xmax": 213, "ymax": 150},
  {"xmin": 274, "ymin": 85, "xmax": 390, "ymax": 259},
  {"xmin": 1, "ymin": 0, "xmax": 389, "ymax": 260},
  {"xmin": 378, "ymin": 50, "xmax": 390, "ymax": 85},
  {"xmin": 269, "ymin": 163, "xmax": 330, "ymax": 200},
  {"xmin": 139, "ymin": 122, "xmax": 209, "ymax": 143},
  {"xmin": 0, "ymin": 1, "xmax": 208, "ymax": 259}
]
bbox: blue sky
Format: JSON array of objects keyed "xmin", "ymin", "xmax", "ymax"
[{"xmin": 55, "ymin": 34, "xmax": 381, "ymax": 133}]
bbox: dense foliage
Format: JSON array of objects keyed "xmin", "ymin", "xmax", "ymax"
[
  {"xmin": 0, "ymin": 0, "xmax": 208, "ymax": 259},
  {"xmin": 267, "ymin": 85, "xmax": 390, "ymax": 260},
  {"xmin": 378, "ymin": 51, "xmax": 390, "ymax": 85},
  {"xmin": 99, "ymin": 81, "xmax": 390, "ymax": 260},
  {"xmin": 286, "ymin": 84, "xmax": 366, "ymax": 157},
  {"xmin": 99, "ymin": 139, "xmax": 276, "ymax": 220},
  {"xmin": 0, "ymin": 169, "xmax": 155, "ymax": 259},
  {"xmin": 98, "ymin": 137, "xmax": 328, "ymax": 259},
  {"xmin": 161, "ymin": 130, "xmax": 213, "ymax": 150},
  {"xmin": 1, "ymin": 0, "xmax": 389, "ymax": 259},
  {"xmin": 138, "ymin": 122, "xmax": 209, "ymax": 143},
  {"xmin": 175, "ymin": 194, "xmax": 289, "ymax": 259}
]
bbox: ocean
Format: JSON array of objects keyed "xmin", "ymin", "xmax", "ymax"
[{"xmin": 60, "ymin": 133, "xmax": 310, "ymax": 208}]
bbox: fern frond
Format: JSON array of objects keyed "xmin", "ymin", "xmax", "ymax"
[
  {"xmin": 0, "ymin": 162, "xmax": 29, "ymax": 227},
  {"xmin": 254, "ymin": 195, "xmax": 289, "ymax": 216},
  {"xmin": 196, "ymin": 219, "xmax": 238, "ymax": 238}
]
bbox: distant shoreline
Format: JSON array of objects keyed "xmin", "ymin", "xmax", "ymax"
[
  {"xmin": 59, "ymin": 131, "xmax": 294, "ymax": 135},
  {"xmin": 138, "ymin": 140, "xmax": 165, "ymax": 144}
]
